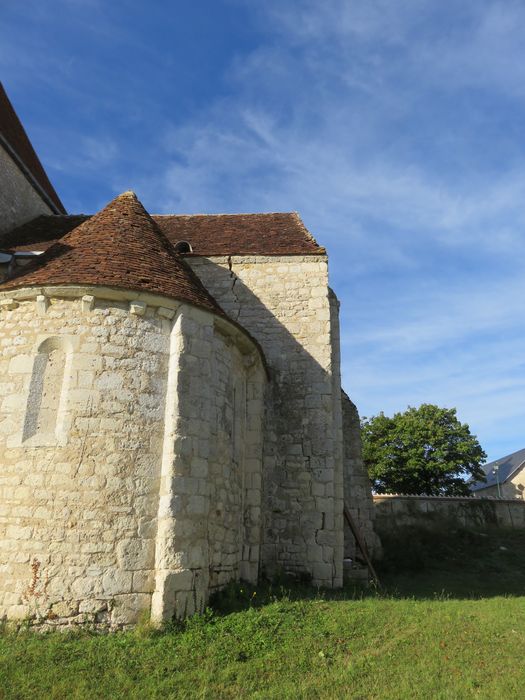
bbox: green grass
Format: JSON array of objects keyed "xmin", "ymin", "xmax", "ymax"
[
  {"xmin": 1, "ymin": 528, "xmax": 525, "ymax": 700},
  {"xmin": 378, "ymin": 525, "xmax": 525, "ymax": 599}
]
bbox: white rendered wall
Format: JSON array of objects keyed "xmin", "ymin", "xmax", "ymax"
[{"xmin": 473, "ymin": 473, "xmax": 525, "ymax": 500}]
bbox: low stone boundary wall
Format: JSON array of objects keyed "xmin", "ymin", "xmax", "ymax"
[{"xmin": 373, "ymin": 494, "xmax": 525, "ymax": 533}]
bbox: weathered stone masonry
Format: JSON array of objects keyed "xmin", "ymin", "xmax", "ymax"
[
  {"xmin": 0, "ymin": 87, "xmax": 382, "ymax": 626},
  {"xmin": 0, "ymin": 82, "xmax": 65, "ymax": 235},
  {"xmin": 0, "ymin": 287, "xmax": 265, "ymax": 625},
  {"xmin": 0, "ymin": 147, "xmax": 52, "ymax": 236},
  {"xmin": 0, "ymin": 292, "xmax": 168, "ymax": 623},
  {"xmin": 188, "ymin": 255, "xmax": 345, "ymax": 587}
]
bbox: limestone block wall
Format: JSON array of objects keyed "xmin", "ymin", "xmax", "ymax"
[
  {"xmin": 188, "ymin": 255, "xmax": 344, "ymax": 587},
  {"xmin": 341, "ymin": 394, "xmax": 381, "ymax": 561},
  {"xmin": 152, "ymin": 306, "xmax": 213, "ymax": 621},
  {"xmin": 0, "ymin": 287, "xmax": 265, "ymax": 625},
  {"xmin": 204, "ymin": 330, "xmax": 239, "ymax": 589},
  {"xmin": 0, "ymin": 290, "xmax": 170, "ymax": 625},
  {"xmin": 207, "ymin": 329, "xmax": 264, "ymax": 591},
  {"xmin": 0, "ymin": 147, "xmax": 52, "ymax": 236},
  {"xmin": 151, "ymin": 307, "xmax": 264, "ymax": 621},
  {"xmin": 373, "ymin": 494, "xmax": 525, "ymax": 533}
]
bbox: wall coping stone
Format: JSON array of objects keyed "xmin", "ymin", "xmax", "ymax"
[{"xmin": 373, "ymin": 494, "xmax": 525, "ymax": 504}]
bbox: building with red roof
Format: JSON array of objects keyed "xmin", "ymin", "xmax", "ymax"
[{"xmin": 0, "ymin": 84, "xmax": 379, "ymax": 626}]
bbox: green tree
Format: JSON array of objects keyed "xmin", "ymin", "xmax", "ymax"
[{"xmin": 361, "ymin": 404, "xmax": 487, "ymax": 496}]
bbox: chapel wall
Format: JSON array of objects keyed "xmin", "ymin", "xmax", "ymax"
[
  {"xmin": 207, "ymin": 333, "xmax": 246, "ymax": 590},
  {"xmin": 187, "ymin": 255, "xmax": 344, "ymax": 587},
  {"xmin": 341, "ymin": 394, "xmax": 382, "ymax": 561},
  {"xmin": 328, "ymin": 290, "xmax": 345, "ymax": 574},
  {"xmin": 150, "ymin": 305, "xmax": 264, "ymax": 621},
  {"xmin": 0, "ymin": 292, "xmax": 170, "ymax": 626},
  {"xmin": 207, "ymin": 330, "xmax": 263, "ymax": 591},
  {"xmin": 0, "ymin": 147, "xmax": 52, "ymax": 236}
]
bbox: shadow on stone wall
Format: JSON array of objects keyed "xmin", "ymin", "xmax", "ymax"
[{"xmin": 188, "ymin": 257, "xmax": 381, "ymax": 581}]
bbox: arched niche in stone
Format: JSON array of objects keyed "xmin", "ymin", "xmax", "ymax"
[{"xmin": 23, "ymin": 336, "xmax": 72, "ymax": 444}]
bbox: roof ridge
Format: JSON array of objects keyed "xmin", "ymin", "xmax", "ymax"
[
  {"xmin": 2, "ymin": 210, "xmax": 326, "ymax": 256},
  {"xmin": 152, "ymin": 212, "xmax": 299, "ymax": 218}
]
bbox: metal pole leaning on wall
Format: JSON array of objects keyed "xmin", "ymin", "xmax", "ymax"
[
  {"xmin": 343, "ymin": 503, "xmax": 380, "ymax": 587},
  {"xmin": 493, "ymin": 464, "xmax": 502, "ymax": 499}
]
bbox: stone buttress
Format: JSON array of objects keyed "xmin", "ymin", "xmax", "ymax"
[{"xmin": 0, "ymin": 193, "xmax": 265, "ymax": 626}]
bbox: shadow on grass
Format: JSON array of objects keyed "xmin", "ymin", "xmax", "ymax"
[
  {"xmin": 209, "ymin": 526, "xmax": 525, "ymax": 616},
  {"xmin": 376, "ymin": 525, "xmax": 525, "ymax": 599}
]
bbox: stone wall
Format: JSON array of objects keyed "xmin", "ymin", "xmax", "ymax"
[
  {"xmin": 0, "ymin": 286, "xmax": 265, "ymax": 626},
  {"xmin": 0, "ymin": 291, "xmax": 170, "ymax": 625},
  {"xmin": 342, "ymin": 394, "xmax": 381, "ymax": 560},
  {"xmin": 0, "ymin": 147, "xmax": 52, "ymax": 236},
  {"xmin": 151, "ymin": 306, "xmax": 264, "ymax": 621},
  {"xmin": 373, "ymin": 495, "xmax": 525, "ymax": 535},
  {"xmin": 0, "ymin": 250, "xmax": 378, "ymax": 622},
  {"xmin": 208, "ymin": 329, "xmax": 264, "ymax": 590},
  {"xmin": 188, "ymin": 255, "xmax": 345, "ymax": 587},
  {"xmin": 207, "ymin": 331, "xmax": 247, "ymax": 589}
]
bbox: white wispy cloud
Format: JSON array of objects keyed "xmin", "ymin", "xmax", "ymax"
[
  {"xmin": 2, "ymin": 0, "xmax": 523, "ymax": 459},
  {"xmin": 147, "ymin": 0, "xmax": 525, "ymax": 459}
]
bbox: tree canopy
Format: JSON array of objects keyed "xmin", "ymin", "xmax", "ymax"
[{"xmin": 361, "ymin": 404, "xmax": 487, "ymax": 496}]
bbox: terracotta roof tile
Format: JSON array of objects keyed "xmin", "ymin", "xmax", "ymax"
[
  {"xmin": 0, "ymin": 83, "xmax": 66, "ymax": 214},
  {"xmin": 0, "ymin": 192, "xmax": 222, "ymax": 315},
  {"xmin": 156, "ymin": 212, "xmax": 324, "ymax": 255},
  {"xmin": 1, "ymin": 212, "xmax": 325, "ymax": 256}
]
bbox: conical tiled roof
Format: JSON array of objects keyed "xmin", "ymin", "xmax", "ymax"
[{"xmin": 0, "ymin": 191, "xmax": 222, "ymax": 315}]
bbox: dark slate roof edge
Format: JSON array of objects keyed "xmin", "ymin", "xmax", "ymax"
[
  {"xmin": 0, "ymin": 134, "xmax": 65, "ymax": 215},
  {"xmin": 0, "ymin": 84, "xmax": 66, "ymax": 214},
  {"xmin": 470, "ymin": 447, "xmax": 525, "ymax": 490}
]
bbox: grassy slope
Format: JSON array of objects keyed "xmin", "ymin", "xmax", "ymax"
[{"xmin": 1, "ymin": 528, "xmax": 525, "ymax": 700}]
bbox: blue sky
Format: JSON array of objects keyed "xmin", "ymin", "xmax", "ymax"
[{"xmin": 2, "ymin": 0, "xmax": 524, "ymax": 462}]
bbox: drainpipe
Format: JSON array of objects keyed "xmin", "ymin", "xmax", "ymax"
[{"xmin": 492, "ymin": 464, "xmax": 502, "ymax": 499}]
